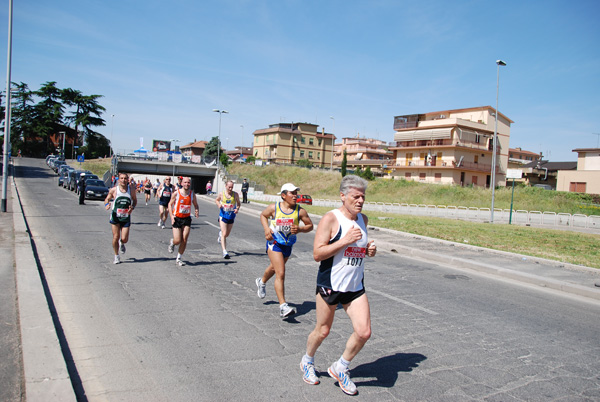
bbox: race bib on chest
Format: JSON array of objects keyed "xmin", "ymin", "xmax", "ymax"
[
  {"xmin": 222, "ymin": 203, "xmax": 235, "ymax": 211},
  {"xmin": 116, "ymin": 208, "xmax": 129, "ymax": 218},
  {"xmin": 344, "ymin": 247, "xmax": 366, "ymax": 266},
  {"xmin": 179, "ymin": 204, "xmax": 191, "ymax": 214},
  {"xmin": 275, "ymin": 218, "xmax": 294, "ymax": 234}
]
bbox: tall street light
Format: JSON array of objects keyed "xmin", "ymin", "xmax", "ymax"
[
  {"xmin": 240, "ymin": 125, "xmax": 244, "ymax": 148},
  {"xmin": 110, "ymin": 114, "xmax": 115, "ymax": 158},
  {"xmin": 170, "ymin": 139, "xmax": 180, "ymax": 180},
  {"xmin": 490, "ymin": 59, "xmax": 507, "ymax": 223},
  {"xmin": 212, "ymin": 109, "xmax": 228, "ymax": 174},
  {"xmin": 2, "ymin": 0, "xmax": 13, "ymax": 213},
  {"xmin": 329, "ymin": 116, "xmax": 335, "ymax": 171}
]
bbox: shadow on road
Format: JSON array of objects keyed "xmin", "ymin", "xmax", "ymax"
[{"xmin": 351, "ymin": 352, "xmax": 427, "ymax": 388}]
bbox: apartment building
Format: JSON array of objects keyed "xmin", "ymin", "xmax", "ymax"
[
  {"xmin": 252, "ymin": 122, "xmax": 335, "ymax": 167},
  {"xmin": 334, "ymin": 136, "xmax": 392, "ymax": 162},
  {"xmin": 389, "ymin": 106, "xmax": 512, "ymax": 187},
  {"xmin": 556, "ymin": 148, "xmax": 600, "ymax": 194}
]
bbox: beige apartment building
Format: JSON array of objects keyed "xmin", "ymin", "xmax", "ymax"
[
  {"xmin": 252, "ymin": 122, "xmax": 335, "ymax": 167},
  {"xmin": 556, "ymin": 148, "xmax": 600, "ymax": 194},
  {"xmin": 334, "ymin": 136, "xmax": 392, "ymax": 162},
  {"xmin": 389, "ymin": 106, "xmax": 512, "ymax": 187}
]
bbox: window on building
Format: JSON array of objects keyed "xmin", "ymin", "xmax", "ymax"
[
  {"xmin": 318, "ymin": 139, "xmax": 322, "ymax": 146},
  {"xmin": 435, "ymin": 173, "xmax": 442, "ymax": 182},
  {"xmin": 569, "ymin": 182, "xmax": 586, "ymax": 193},
  {"xmin": 472, "ymin": 176, "xmax": 478, "ymax": 185},
  {"xmin": 301, "ymin": 136, "xmax": 305, "ymax": 144},
  {"xmin": 419, "ymin": 173, "xmax": 426, "ymax": 180},
  {"xmin": 405, "ymin": 172, "xmax": 411, "ymax": 179},
  {"xmin": 474, "ymin": 155, "xmax": 479, "ymax": 164},
  {"xmin": 309, "ymin": 138, "xmax": 314, "ymax": 146},
  {"xmin": 475, "ymin": 134, "xmax": 481, "ymax": 143},
  {"xmin": 300, "ymin": 150, "xmax": 305, "ymax": 157},
  {"xmin": 317, "ymin": 152, "xmax": 320, "ymax": 159},
  {"xmin": 309, "ymin": 151, "xmax": 313, "ymax": 159},
  {"xmin": 292, "ymin": 149, "xmax": 295, "ymax": 157}
]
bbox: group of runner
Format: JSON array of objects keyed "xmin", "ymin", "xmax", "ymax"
[{"xmin": 103, "ymin": 172, "xmax": 376, "ymax": 395}]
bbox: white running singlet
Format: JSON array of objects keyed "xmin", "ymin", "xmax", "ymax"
[{"xmin": 316, "ymin": 209, "xmax": 368, "ymax": 292}]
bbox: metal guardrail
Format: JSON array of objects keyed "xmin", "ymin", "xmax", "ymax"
[{"xmin": 248, "ymin": 194, "xmax": 599, "ymax": 229}]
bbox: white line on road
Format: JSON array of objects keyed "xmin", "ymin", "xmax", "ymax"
[
  {"xmin": 369, "ymin": 288, "xmax": 439, "ymax": 315},
  {"xmin": 204, "ymin": 221, "xmax": 220, "ymax": 229}
]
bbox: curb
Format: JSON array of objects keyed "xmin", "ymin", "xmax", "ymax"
[{"xmin": 12, "ymin": 172, "xmax": 77, "ymax": 401}]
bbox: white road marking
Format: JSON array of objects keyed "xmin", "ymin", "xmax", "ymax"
[
  {"xmin": 369, "ymin": 288, "xmax": 439, "ymax": 315},
  {"xmin": 204, "ymin": 221, "xmax": 220, "ymax": 229}
]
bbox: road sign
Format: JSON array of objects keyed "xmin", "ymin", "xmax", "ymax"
[
  {"xmin": 77, "ymin": 155, "xmax": 85, "ymax": 163},
  {"xmin": 506, "ymin": 169, "xmax": 523, "ymax": 179}
]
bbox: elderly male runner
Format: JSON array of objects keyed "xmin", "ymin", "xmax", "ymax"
[
  {"xmin": 256, "ymin": 183, "xmax": 313, "ymax": 318},
  {"xmin": 215, "ymin": 180, "xmax": 241, "ymax": 259},
  {"xmin": 157, "ymin": 177, "xmax": 174, "ymax": 229},
  {"xmin": 104, "ymin": 172, "xmax": 137, "ymax": 264},
  {"xmin": 168, "ymin": 176, "xmax": 199, "ymax": 266},
  {"xmin": 300, "ymin": 175, "xmax": 376, "ymax": 395}
]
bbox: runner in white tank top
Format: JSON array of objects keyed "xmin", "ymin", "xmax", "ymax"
[{"xmin": 301, "ymin": 175, "xmax": 376, "ymax": 395}]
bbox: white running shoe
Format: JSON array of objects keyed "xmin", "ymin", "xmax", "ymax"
[
  {"xmin": 279, "ymin": 303, "xmax": 296, "ymax": 318},
  {"xmin": 256, "ymin": 277, "xmax": 266, "ymax": 299},
  {"xmin": 119, "ymin": 240, "xmax": 126, "ymax": 254},
  {"xmin": 223, "ymin": 250, "xmax": 230, "ymax": 260},
  {"xmin": 168, "ymin": 239, "xmax": 174, "ymax": 253},
  {"xmin": 158, "ymin": 219, "xmax": 162, "ymax": 227},
  {"xmin": 176, "ymin": 258, "xmax": 185, "ymax": 266},
  {"xmin": 300, "ymin": 361, "xmax": 320, "ymax": 385},
  {"xmin": 161, "ymin": 224, "xmax": 165, "ymax": 229},
  {"xmin": 113, "ymin": 255, "xmax": 121, "ymax": 264},
  {"xmin": 327, "ymin": 364, "xmax": 357, "ymax": 395}
]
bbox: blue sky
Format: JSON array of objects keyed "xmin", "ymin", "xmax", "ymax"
[{"xmin": 2, "ymin": 0, "xmax": 599, "ymax": 160}]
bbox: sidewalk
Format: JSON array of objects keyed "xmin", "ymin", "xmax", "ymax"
[{"xmin": 5, "ymin": 162, "xmax": 77, "ymax": 401}]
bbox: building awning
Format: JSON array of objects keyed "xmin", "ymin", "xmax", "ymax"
[{"xmin": 394, "ymin": 128, "xmax": 452, "ymax": 142}]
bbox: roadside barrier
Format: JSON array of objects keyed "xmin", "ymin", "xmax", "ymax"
[{"xmin": 248, "ymin": 194, "xmax": 599, "ymax": 229}]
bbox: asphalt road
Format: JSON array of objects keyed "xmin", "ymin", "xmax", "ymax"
[{"xmin": 13, "ymin": 158, "xmax": 600, "ymax": 401}]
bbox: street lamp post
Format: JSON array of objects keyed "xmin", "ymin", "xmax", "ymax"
[
  {"xmin": 212, "ymin": 109, "xmax": 228, "ymax": 175},
  {"xmin": 59, "ymin": 131, "xmax": 65, "ymax": 158},
  {"xmin": 490, "ymin": 59, "xmax": 507, "ymax": 223},
  {"xmin": 240, "ymin": 125, "xmax": 244, "ymax": 148},
  {"xmin": 329, "ymin": 116, "xmax": 335, "ymax": 170},
  {"xmin": 170, "ymin": 139, "xmax": 180, "ymax": 180},
  {"xmin": 110, "ymin": 114, "xmax": 115, "ymax": 158}
]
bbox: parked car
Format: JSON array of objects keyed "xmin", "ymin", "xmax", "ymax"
[
  {"xmin": 83, "ymin": 179, "xmax": 109, "ymax": 200},
  {"xmin": 52, "ymin": 160, "xmax": 67, "ymax": 173},
  {"xmin": 75, "ymin": 173, "xmax": 99, "ymax": 194},
  {"xmin": 45, "ymin": 154, "xmax": 56, "ymax": 165},
  {"xmin": 58, "ymin": 167, "xmax": 74, "ymax": 187},
  {"xmin": 67, "ymin": 170, "xmax": 91, "ymax": 191},
  {"xmin": 296, "ymin": 194, "xmax": 312, "ymax": 205}
]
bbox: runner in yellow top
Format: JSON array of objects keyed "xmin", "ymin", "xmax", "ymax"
[
  {"xmin": 215, "ymin": 180, "xmax": 240, "ymax": 259},
  {"xmin": 255, "ymin": 183, "xmax": 313, "ymax": 319}
]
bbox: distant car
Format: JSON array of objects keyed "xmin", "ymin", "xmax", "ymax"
[
  {"xmin": 58, "ymin": 167, "xmax": 74, "ymax": 187},
  {"xmin": 84, "ymin": 179, "xmax": 109, "ymax": 200},
  {"xmin": 52, "ymin": 160, "xmax": 67, "ymax": 173},
  {"xmin": 533, "ymin": 184, "xmax": 553, "ymax": 190},
  {"xmin": 67, "ymin": 170, "xmax": 91, "ymax": 191},
  {"xmin": 75, "ymin": 173, "xmax": 99, "ymax": 194},
  {"xmin": 296, "ymin": 194, "xmax": 312, "ymax": 205}
]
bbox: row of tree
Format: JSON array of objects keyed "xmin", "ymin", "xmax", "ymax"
[{"xmin": 1, "ymin": 81, "xmax": 109, "ymax": 158}]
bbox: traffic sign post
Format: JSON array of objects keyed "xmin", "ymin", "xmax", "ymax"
[{"xmin": 506, "ymin": 169, "xmax": 523, "ymax": 225}]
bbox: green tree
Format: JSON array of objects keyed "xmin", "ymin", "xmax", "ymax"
[
  {"xmin": 204, "ymin": 136, "xmax": 222, "ymax": 158},
  {"xmin": 245, "ymin": 155, "xmax": 256, "ymax": 164},
  {"xmin": 341, "ymin": 150, "xmax": 347, "ymax": 177},
  {"xmin": 362, "ymin": 166, "xmax": 375, "ymax": 181},
  {"xmin": 220, "ymin": 152, "xmax": 231, "ymax": 167}
]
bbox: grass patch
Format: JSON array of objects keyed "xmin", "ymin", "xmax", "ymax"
[{"xmin": 302, "ymin": 204, "xmax": 600, "ymax": 269}]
